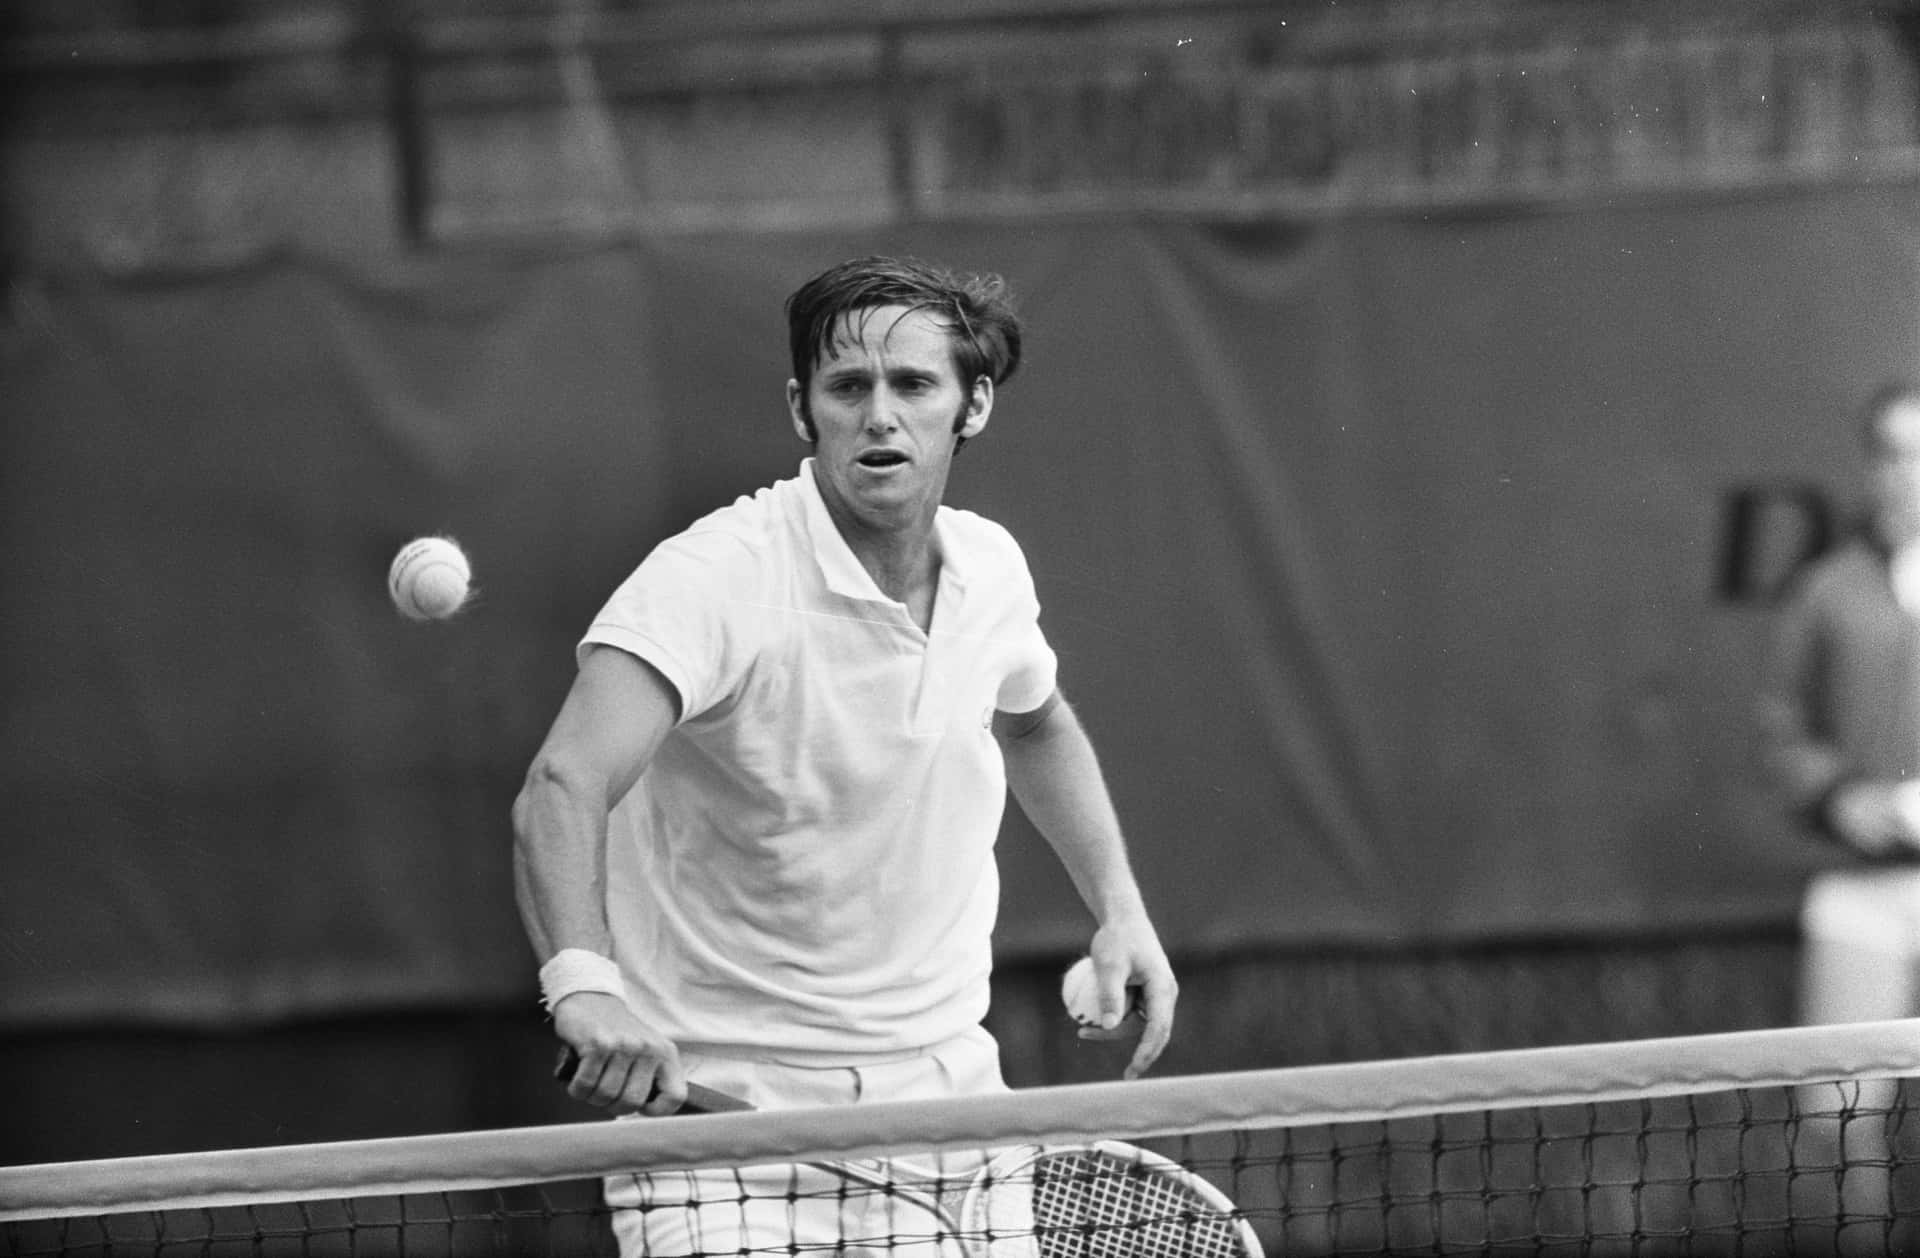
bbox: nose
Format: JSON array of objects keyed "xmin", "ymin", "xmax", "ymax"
[{"xmin": 862, "ymin": 387, "xmax": 902, "ymax": 433}]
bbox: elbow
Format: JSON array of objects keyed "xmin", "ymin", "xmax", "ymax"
[
  {"xmin": 993, "ymin": 691, "xmax": 1068, "ymax": 746},
  {"xmin": 510, "ymin": 759, "xmax": 547, "ymax": 841},
  {"xmin": 511, "ymin": 755, "xmax": 603, "ymax": 919},
  {"xmin": 512, "ymin": 754, "xmax": 598, "ymax": 845}
]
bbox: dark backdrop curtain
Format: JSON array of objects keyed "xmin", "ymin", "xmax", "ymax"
[{"xmin": 5, "ymin": 187, "xmax": 1917, "ymax": 1028}]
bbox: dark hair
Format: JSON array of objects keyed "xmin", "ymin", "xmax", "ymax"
[
  {"xmin": 785, "ymin": 256, "xmax": 1023, "ymax": 397},
  {"xmin": 1860, "ymin": 380, "xmax": 1920, "ymax": 453}
]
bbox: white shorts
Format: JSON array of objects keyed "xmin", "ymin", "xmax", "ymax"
[{"xmin": 604, "ymin": 1026, "xmax": 1007, "ymax": 1258}]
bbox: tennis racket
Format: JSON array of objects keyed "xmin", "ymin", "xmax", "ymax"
[{"xmin": 555, "ymin": 1049, "xmax": 1263, "ymax": 1258}]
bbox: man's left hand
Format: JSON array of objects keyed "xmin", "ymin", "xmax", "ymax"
[{"xmin": 1080, "ymin": 919, "xmax": 1178, "ymax": 1080}]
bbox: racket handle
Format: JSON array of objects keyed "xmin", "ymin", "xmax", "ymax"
[
  {"xmin": 682, "ymin": 1081, "xmax": 757, "ymax": 1113},
  {"xmin": 554, "ymin": 1046, "xmax": 757, "ymax": 1114}
]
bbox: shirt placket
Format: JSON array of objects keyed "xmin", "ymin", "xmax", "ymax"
[{"xmin": 909, "ymin": 576, "xmax": 965, "ymax": 737}]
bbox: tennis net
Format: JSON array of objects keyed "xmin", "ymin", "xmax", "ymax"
[{"xmin": 4, "ymin": 1019, "xmax": 1917, "ymax": 1257}]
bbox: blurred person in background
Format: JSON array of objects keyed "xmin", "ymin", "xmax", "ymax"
[
  {"xmin": 1755, "ymin": 379, "xmax": 1920, "ymax": 1225},
  {"xmin": 511, "ymin": 256, "xmax": 1177, "ymax": 1258},
  {"xmin": 1759, "ymin": 380, "xmax": 1920, "ymax": 1021}
]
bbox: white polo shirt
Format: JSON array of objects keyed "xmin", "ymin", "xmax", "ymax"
[{"xmin": 581, "ymin": 460, "xmax": 1058, "ymax": 1060}]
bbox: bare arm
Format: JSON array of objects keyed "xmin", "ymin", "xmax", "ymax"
[
  {"xmin": 995, "ymin": 691, "xmax": 1176, "ymax": 1078},
  {"xmin": 513, "ymin": 644, "xmax": 684, "ymax": 1113}
]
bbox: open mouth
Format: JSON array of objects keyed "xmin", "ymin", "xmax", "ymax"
[{"xmin": 857, "ymin": 451, "xmax": 909, "ymax": 469}]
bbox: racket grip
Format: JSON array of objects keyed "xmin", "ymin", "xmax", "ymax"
[
  {"xmin": 682, "ymin": 1082, "xmax": 756, "ymax": 1113},
  {"xmin": 553, "ymin": 1046, "xmax": 756, "ymax": 1114}
]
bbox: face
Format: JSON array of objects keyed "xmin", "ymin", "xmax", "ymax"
[
  {"xmin": 1870, "ymin": 400, "xmax": 1920, "ymax": 546},
  {"xmin": 788, "ymin": 305, "xmax": 992, "ymax": 537}
]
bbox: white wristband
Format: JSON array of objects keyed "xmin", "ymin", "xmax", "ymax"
[{"xmin": 538, "ymin": 948, "xmax": 626, "ymax": 1014}]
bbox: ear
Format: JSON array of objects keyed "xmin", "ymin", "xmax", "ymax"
[
  {"xmin": 957, "ymin": 375, "xmax": 993, "ymax": 440},
  {"xmin": 786, "ymin": 379, "xmax": 815, "ymax": 443}
]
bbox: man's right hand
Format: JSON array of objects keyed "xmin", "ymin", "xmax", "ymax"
[
  {"xmin": 551, "ymin": 990, "xmax": 687, "ymax": 1116},
  {"xmin": 1830, "ymin": 781, "xmax": 1920, "ymax": 856}
]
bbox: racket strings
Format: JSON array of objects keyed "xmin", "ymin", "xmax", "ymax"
[{"xmin": 1027, "ymin": 1149, "xmax": 1250, "ymax": 1258}]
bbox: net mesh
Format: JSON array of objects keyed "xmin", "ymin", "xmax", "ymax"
[{"xmin": 4, "ymin": 1021, "xmax": 1917, "ymax": 1258}]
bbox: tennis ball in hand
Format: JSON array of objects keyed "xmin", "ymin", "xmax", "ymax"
[
  {"xmin": 388, "ymin": 536, "xmax": 472, "ymax": 621},
  {"xmin": 1062, "ymin": 956, "xmax": 1116, "ymax": 1028},
  {"xmin": 1063, "ymin": 956, "xmax": 1147, "ymax": 1032}
]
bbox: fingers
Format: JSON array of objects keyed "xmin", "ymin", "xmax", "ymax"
[
  {"xmin": 1072, "ymin": 981, "xmax": 1145, "ymax": 1041},
  {"xmin": 640, "ymin": 1055, "xmax": 687, "ymax": 1117},
  {"xmin": 1091, "ymin": 951, "xmax": 1135, "ymax": 1031},
  {"xmin": 1075, "ymin": 1020, "xmax": 1138, "ymax": 1042},
  {"xmin": 1070, "ymin": 933, "xmax": 1178, "ymax": 1077},
  {"xmin": 559, "ymin": 1042, "xmax": 687, "ymax": 1114},
  {"xmin": 551, "ymin": 993, "xmax": 686, "ymax": 1116},
  {"xmin": 555, "ymin": 1038, "xmax": 699, "ymax": 1118},
  {"xmin": 1124, "ymin": 970, "xmax": 1178, "ymax": 1080},
  {"xmin": 559, "ymin": 1044, "xmax": 636, "ymax": 1111}
]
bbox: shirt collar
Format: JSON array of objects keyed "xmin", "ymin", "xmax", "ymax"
[
  {"xmin": 796, "ymin": 458, "xmax": 889, "ymax": 602},
  {"xmin": 794, "ymin": 457, "xmax": 966, "ymax": 602}
]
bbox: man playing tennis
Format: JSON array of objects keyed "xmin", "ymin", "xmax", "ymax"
[{"xmin": 512, "ymin": 256, "xmax": 1178, "ymax": 1256}]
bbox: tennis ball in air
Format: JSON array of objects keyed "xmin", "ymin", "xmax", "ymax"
[{"xmin": 388, "ymin": 536, "xmax": 472, "ymax": 621}]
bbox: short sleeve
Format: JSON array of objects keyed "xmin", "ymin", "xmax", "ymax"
[
  {"xmin": 989, "ymin": 535, "xmax": 1058, "ymax": 715},
  {"xmin": 579, "ymin": 529, "xmax": 762, "ymax": 723}
]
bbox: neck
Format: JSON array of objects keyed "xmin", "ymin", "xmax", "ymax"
[
  {"xmin": 826, "ymin": 499, "xmax": 937, "ymax": 604},
  {"xmin": 857, "ymin": 539, "xmax": 935, "ymax": 605},
  {"xmin": 806, "ymin": 460, "xmax": 946, "ymax": 601}
]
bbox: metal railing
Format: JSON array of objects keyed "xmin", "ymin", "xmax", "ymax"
[{"xmin": 6, "ymin": 0, "xmax": 1918, "ymax": 265}]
